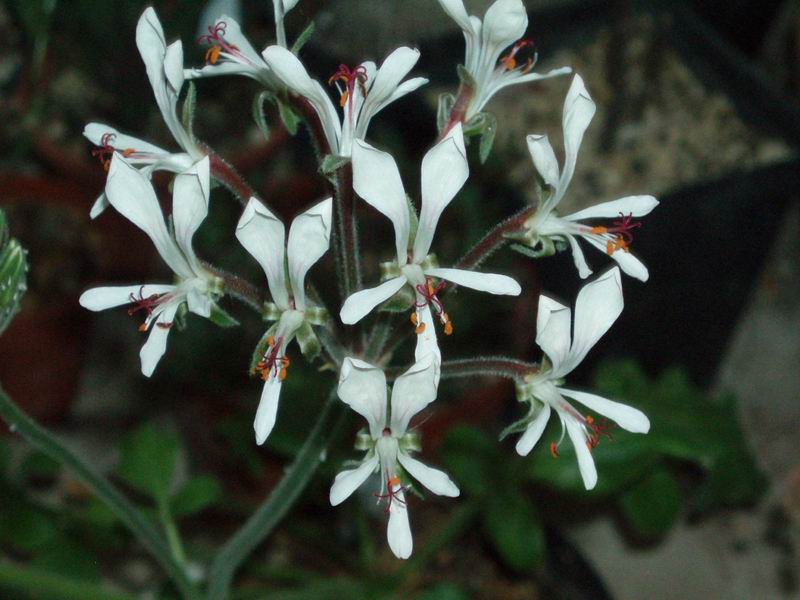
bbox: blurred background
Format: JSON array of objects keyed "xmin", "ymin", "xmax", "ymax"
[{"xmin": 0, "ymin": 0, "xmax": 798, "ymax": 598}]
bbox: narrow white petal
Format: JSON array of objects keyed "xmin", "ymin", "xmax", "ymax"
[
  {"xmin": 340, "ymin": 277, "xmax": 407, "ymax": 325},
  {"xmin": 329, "ymin": 455, "xmax": 379, "ymax": 506},
  {"xmin": 398, "ymin": 453, "xmax": 459, "ymax": 497},
  {"xmin": 235, "ymin": 198, "xmax": 289, "ymax": 310},
  {"xmin": 436, "ymin": 0, "xmax": 475, "ymax": 33},
  {"xmin": 413, "ymin": 304, "xmax": 441, "ymax": 386},
  {"xmin": 210, "ymin": 15, "xmax": 263, "ymax": 66},
  {"xmin": 254, "ymin": 376, "xmax": 282, "ymax": 445},
  {"xmin": 515, "ymin": 403, "xmax": 552, "ymax": 456},
  {"xmin": 140, "ymin": 301, "xmax": 179, "ymax": 377},
  {"xmin": 413, "ymin": 125, "xmax": 468, "ymax": 261},
  {"xmin": 559, "ymin": 388, "xmax": 650, "ymax": 433},
  {"xmin": 566, "ymin": 234, "xmax": 594, "ymax": 279},
  {"xmin": 387, "ymin": 489, "xmax": 413, "ymax": 559},
  {"xmin": 83, "ymin": 123, "xmax": 168, "ymax": 156},
  {"xmin": 359, "ymin": 47, "xmax": 422, "ymax": 130},
  {"xmin": 390, "ymin": 354, "xmax": 438, "ymax": 436},
  {"xmin": 106, "ymin": 155, "xmax": 193, "ymax": 278},
  {"xmin": 90, "ymin": 193, "xmax": 110, "ymax": 220},
  {"xmin": 564, "ymin": 195, "xmax": 659, "ymax": 221},
  {"xmin": 287, "ymin": 197, "xmax": 332, "ymax": 310},
  {"xmin": 482, "ymin": 0, "xmax": 528, "ymax": 50},
  {"xmin": 163, "ymin": 40, "xmax": 185, "ymax": 95},
  {"xmin": 582, "ymin": 236, "xmax": 649, "ymax": 282},
  {"xmin": 338, "ymin": 357, "xmax": 388, "ymax": 438},
  {"xmin": 559, "ymin": 267, "xmax": 623, "ymax": 377},
  {"xmin": 80, "ymin": 285, "xmax": 176, "ymax": 311},
  {"xmin": 560, "ymin": 75, "xmax": 596, "ymax": 194},
  {"xmin": 136, "ymin": 8, "xmax": 168, "ymax": 96},
  {"xmin": 535, "ymin": 296, "xmax": 571, "ymax": 374},
  {"xmin": 380, "ymin": 77, "xmax": 429, "ymax": 112},
  {"xmin": 172, "ymin": 157, "xmax": 210, "ymax": 273},
  {"xmin": 526, "ymin": 134, "xmax": 560, "ymax": 193},
  {"xmin": 424, "ymin": 267, "xmax": 521, "ymax": 295},
  {"xmin": 565, "ymin": 416, "xmax": 597, "ymax": 490},
  {"xmin": 351, "ymin": 140, "xmax": 410, "ymax": 264}
]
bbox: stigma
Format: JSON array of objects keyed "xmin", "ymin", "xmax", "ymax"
[
  {"xmin": 197, "ymin": 22, "xmax": 246, "ymax": 66},
  {"xmin": 254, "ymin": 335, "xmax": 290, "ymax": 382},
  {"xmin": 499, "ymin": 39, "xmax": 537, "ymax": 73},
  {"xmin": 589, "ymin": 212, "xmax": 641, "ymax": 255},
  {"xmin": 414, "ymin": 278, "xmax": 454, "ymax": 336},
  {"xmin": 328, "ymin": 64, "xmax": 369, "ymax": 110}
]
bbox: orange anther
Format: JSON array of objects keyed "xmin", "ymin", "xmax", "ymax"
[
  {"xmin": 339, "ymin": 89, "xmax": 349, "ymax": 108},
  {"xmin": 388, "ymin": 475, "xmax": 402, "ymax": 488},
  {"xmin": 415, "ymin": 323, "xmax": 426, "ymax": 335},
  {"xmin": 501, "ymin": 55, "xmax": 517, "ymax": 71},
  {"xmin": 550, "ymin": 442, "xmax": 559, "ymax": 458},
  {"xmin": 267, "ymin": 335, "xmax": 275, "ymax": 347},
  {"xmin": 585, "ymin": 415, "xmax": 594, "ymax": 424},
  {"xmin": 279, "ymin": 367, "xmax": 288, "ymax": 381},
  {"xmin": 410, "ymin": 312, "xmax": 418, "ymax": 326},
  {"xmin": 122, "ymin": 148, "xmax": 136, "ymax": 158},
  {"xmin": 443, "ymin": 318, "xmax": 453, "ymax": 336},
  {"xmin": 205, "ymin": 46, "xmax": 222, "ymax": 65},
  {"xmin": 591, "ymin": 226, "xmax": 608, "ymax": 234},
  {"xmin": 138, "ymin": 323, "xmax": 148, "ymax": 332}
]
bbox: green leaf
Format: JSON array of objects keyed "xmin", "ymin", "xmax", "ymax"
[
  {"xmin": 12, "ymin": 0, "xmax": 57, "ymax": 37},
  {"xmin": 117, "ymin": 423, "xmax": 180, "ymax": 503},
  {"xmin": 440, "ymin": 425, "xmax": 498, "ymax": 497},
  {"xmin": 19, "ymin": 450, "xmax": 60, "ymax": 481},
  {"xmin": 171, "ymin": 475, "xmax": 223, "ymax": 518},
  {"xmin": 291, "ymin": 20, "xmax": 315, "ymax": 55},
  {"xmin": 278, "ymin": 100, "xmax": 300, "ymax": 135},
  {"xmin": 252, "ymin": 91, "xmax": 271, "ymax": 142},
  {"xmin": 619, "ymin": 467, "xmax": 682, "ymax": 538},
  {"xmin": 31, "ymin": 539, "xmax": 102, "ymax": 582},
  {"xmin": 483, "ymin": 490, "xmax": 545, "ymax": 571},
  {"xmin": 0, "ymin": 505, "xmax": 61, "ymax": 552},
  {"xmin": 436, "ymin": 92, "xmax": 456, "ymax": 133},
  {"xmin": 478, "ymin": 112, "xmax": 497, "ymax": 163},
  {"xmin": 419, "ymin": 583, "xmax": 470, "ymax": 600},
  {"xmin": 209, "ymin": 302, "xmax": 239, "ymax": 328},
  {"xmin": 181, "ymin": 81, "xmax": 197, "ymax": 137},
  {"xmin": 0, "ymin": 209, "xmax": 28, "ymax": 336}
]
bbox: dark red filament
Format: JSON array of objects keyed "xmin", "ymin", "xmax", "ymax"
[
  {"xmin": 328, "ymin": 64, "xmax": 369, "ymax": 111},
  {"xmin": 373, "ymin": 472, "xmax": 409, "ymax": 514},
  {"xmin": 128, "ymin": 286, "xmax": 165, "ymax": 317},
  {"xmin": 500, "ymin": 39, "xmax": 537, "ymax": 72},
  {"xmin": 414, "ymin": 278, "xmax": 447, "ymax": 317},
  {"xmin": 606, "ymin": 212, "xmax": 641, "ymax": 245}
]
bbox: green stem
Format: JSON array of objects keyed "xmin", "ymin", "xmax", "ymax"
[
  {"xmin": 0, "ymin": 561, "xmax": 136, "ymax": 600},
  {"xmin": 0, "ymin": 385, "xmax": 196, "ymax": 599},
  {"xmin": 160, "ymin": 500, "xmax": 188, "ymax": 567},
  {"xmin": 205, "ymin": 391, "xmax": 347, "ymax": 600}
]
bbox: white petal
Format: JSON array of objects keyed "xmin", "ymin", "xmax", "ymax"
[
  {"xmin": 340, "ymin": 277, "xmax": 407, "ymax": 325},
  {"xmin": 424, "ymin": 267, "xmax": 521, "ymax": 295},
  {"xmin": 235, "ymin": 198, "xmax": 289, "ymax": 310},
  {"xmin": 413, "ymin": 125, "xmax": 468, "ymax": 261},
  {"xmin": 329, "ymin": 455, "xmax": 379, "ymax": 506},
  {"xmin": 482, "ymin": 0, "xmax": 528, "ymax": 50},
  {"xmin": 351, "ymin": 140, "xmax": 410, "ymax": 264},
  {"xmin": 254, "ymin": 376, "xmax": 282, "ymax": 445},
  {"xmin": 559, "ymin": 267, "xmax": 623, "ymax": 377},
  {"xmin": 172, "ymin": 157, "xmax": 210, "ymax": 273},
  {"xmin": 387, "ymin": 488, "xmax": 413, "ymax": 559},
  {"xmin": 563, "ymin": 195, "xmax": 659, "ymax": 221},
  {"xmin": 287, "ymin": 197, "xmax": 332, "ymax": 311},
  {"xmin": 390, "ymin": 354, "xmax": 438, "ymax": 436},
  {"xmin": 535, "ymin": 295, "xmax": 571, "ymax": 373},
  {"xmin": 83, "ymin": 123, "xmax": 168, "ymax": 156},
  {"xmin": 80, "ymin": 285, "xmax": 176, "ymax": 311},
  {"xmin": 359, "ymin": 47, "xmax": 422, "ymax": 129},
  {"xmin": 515, "ymin": 403, "xmax": 552, "ymax": 456},
  {"xmin": 582, "ymin": 236, "xmax": 649, "ymax": 282},
  {"xmin": 163, "ymin": 40, "xmax": 185, "ymax": 95},
  {"xmin": 106, "ymin": 155, "xmax": 193, "ymax": 279},
  {"xmin": 338, "ymin": 357, "xmax": 388, "ymax": 438},
  {"xmin": 211, "ymin": 15, "xmax": 263, "ymax": 66},
  {"xmin": 261, "ymin": 46, "xmax": 341, "ymax": 152},
  {"xmin": 140, "ymin": 301, "xmax": 180, "ymax": 377},
  {"xmin": 413, "ymin": 304, "xmax": 441, "ymax": 386},
  {"xmin": 436, "ymin": 0, "xmax": 475, "ymax": 33},
  {"xmin": 526, "ymin": 134, "xmax": 560, "ymax": 193},
  {"xmin": 282, "ymin": 0, "xmax": 300, "ymax": 13},
  {"xmin": 136, "ymin": 8, "xmax": 168, "ymax": 93},
  {"xmin": 566, "ymin": 234, "xmax": 593, "ymax": 279},
  {"xmin": 559, "ymin": 74, "xmax": 596, "ymax": 195},
  {"xmin": 398, "ymin": 453, "xmax": 459, "ymax": 497},
  {"xmin": 90, "ymin": 193, "xmax": 109, "ymax": 220},
  {"xmin": 559, "ymin": 388, "xmax": 650, "ymax": 434},
  {"xmin": 186, "ymin": 288, "xmax": 213, "ymax": 318},
  {"xmin": 565, "ymin": 416, "xmax": 597, "ymax": 490},
  {"xmin": 380, "ymin": 77, "xmax": 429, "ymax": 112}
]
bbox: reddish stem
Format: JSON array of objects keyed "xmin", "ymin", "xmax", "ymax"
[
  {"xmin": 453, "ymin": 205, "xmax": 534, "ymax": 272},
  {"xmin": 439, "ymin": 82, "xmax": 474, "ymax": 141}
]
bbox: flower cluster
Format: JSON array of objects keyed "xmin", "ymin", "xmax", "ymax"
[{"xmin": 81, "ymin": 1, "xmax": 656, "ymax": 559}]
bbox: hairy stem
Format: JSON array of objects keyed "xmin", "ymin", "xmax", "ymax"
[
  {"xmin": 0, "ymin": 385, "xmax": 196, "ymax": 599},
  {"xmin": 453, "ymin": 205, "xmax": 534, "ymax": 272},
  {"xmin": 204, "ymin": 145, "xmax": 260, "ymax": 207},
  {"xmin": 333, "ymin": 163, "xmax": 361, "ymax": 301},
  {"xmin": 440, "ymin": 357, "xmax": 539, "ymax": 382},
  {"xmin": 440, "ymin": 81, "xmax": 475, "ymax": 140},
  {"xmin": 205, "ymin": 391, "xmax": 347, "ymax": 600}
]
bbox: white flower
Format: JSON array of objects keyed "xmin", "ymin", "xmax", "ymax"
[
  {"xmin": 235, "ymin": 196, "xmax": 332, "ymax": 444},
  {"xmin": 437, "ymin": 0, "xmax": 571, "ymax": 121},
  {"xmin": 340, "ymin": 124, "xmax": 521, "ymax": 375},
  {"xmin": 79, "ymin": 155, "xmax": 221, "ymax": 377},
  {"xmin": 521, "ymin": 75, "xmax": 659, "ymax": 281},
  {"xmin": 85, "ymin": 8, "xmax": 205, "ymax": 219},
  {"xmin": 261, "ymin": 45, "xmax": 428, "ymax": 156},
  {"xmin": 330, "ymin": 355, "xmax": 459, "ymax": 559},
  {"xmin": 512, "ymin": 267, "xmax": 650, "ymax": 490}
]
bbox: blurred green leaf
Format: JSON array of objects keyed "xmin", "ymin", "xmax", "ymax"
[
  {"xmin": 209, "ymin": 302, "xmax": 240, "ymax": 328},
  {"xmin": 117, "ymin": 423, "xmax": 180, "ymax": 503},
  {"xmin": 440, "ymin": 425, "xmax": 497, "ymax": 497},
  {"xmin": 478, "ymin": 112, "xmax": 497, "ymax": 164},
  {"xmin": 0, "ymin": 209, "xmax": 29, "ymax": 336},
  {"xmin": 0, "ymin": 505, "xmax": 61, "ymax": 552},
  {"xmin": 252, "ymin": 91, "xmax": 272, "ymax": 142},
  {"xmin": 278, "ymin": 100, "xmax": 300, "ymax": 136},
  {"xmin": 172, "ymin": 474, "xmax": 222, "ymax": 518},
  {"xmin": 12, "ymin": 0, "xmax": 57, "ymax": 37},
  {"xmin": 19, "ymin": 450, "xmax": 61, "ymax": 481},
  {"xmin": 483, "ymin": 490, "xmax": 544, "ymax": 571},
  {"xmin": 31, "ymin": 538, "xmax": 101, "ymax": 582},
  {"xmin": 419, "ymin": 583, "xmax": 470, "ymax": 600},
  {"xmin": 619, "ymin": 467, "xmax": 682, "ymax": 538}
]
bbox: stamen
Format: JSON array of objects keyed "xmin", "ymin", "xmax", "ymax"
[
  {"xmin": 254, "ymin": 335, "xmax": 290, "ymax": 382},
  {"xmin": 327, "ymin": 64, "xmax": 369, "ymax": 111},
  {"xmin": 91, "ymin": 133, "xmax": 137, "ymax": 171},
  {"xmin": 197, "ymin": 21, "xmax": 244, "ymax": 66},
  {"xmin": 414, "ymin": 278, "xmax": 453, "ymax": 334},
  {"xmin": 550, "ymin": 441, "xmax": 559, "ymax": 458},
  {"xmin": 499, "ymin": 39, "xmax": 537, "ymax": 73},
  {"xmin": 585, "ymin": 417, "xmax": 615, "ymax": 451},
  {"xmin": 128, "ymin": 286, "xmax": 169, "ymax": 332},
  {"xmin": 373, "ymin": 472, "xmax": 409, "ymax": 514}
]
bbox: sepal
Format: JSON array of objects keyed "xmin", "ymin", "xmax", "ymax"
[
  {"xmin": 262, "ymin": 302, "xmax": 283, "ymax": 322},
  {"xmin": 436, "ymin": 92, "xmax": 456, "ymax": 133},
  {"xmin": 291, "ymin": 20, "xmax": 315, "ymax": 54},
  {"xmin": 456, "ymin": 64, "xmax": 477, "ymax": 91},
  {"xmin": 463, "ymin": 111, "xmax": 498, "ymax": 164},
  {"xmin": 304, "ymin": 306, "xmax": 329, "ymax": 326},
  {"xmin": 399, "ymin": 431, "xmax": 421, "ymax": 453},
  {"xmin": 380, "ymin": 260, "xmax": 402, "ymax": 281},
  {"xmin": 418, "ymin": 253, "xmax": 440, "ymax": 271},
  {"xmin": 498, "ymin": 414, "xmax": 533, "ymax": 442},
  {"xmin": 295, "ymin": 320, "xmax": 320, "ymax": 361},
  {"xmin": 354, "ymin": 429, "xmax": 372, "ymax": 451},
  {"xmin": 252, "ymin": 91, "xmax": 272, "ymax": 142},
  {"xmin": 0, "ymin": 210, "xmax": 28, "ymax": 336},
  {"xmin": 209, "ymin": 302, "xmax": 240, "ymax": 328},
  {"xmin": 378, "ymin": 285, "xmax": 414, "ymax": 313},
  {"xmin": 181, "ymin": 81, "xmax": 197, "ymax": 138},
  {"xmin": 277, "ymin": 98, "xmax": 300, "ymax": 135}
]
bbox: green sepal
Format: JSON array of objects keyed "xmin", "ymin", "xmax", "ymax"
[
  {"xmin": 418, "ymin": 253, "xmax": 440, "ymax": 271},
  {"xmin": 320, "ymin": 154, "xmax": 350, "ymax": 178},
  {"xmin": 249, "ymin": 324, "xmax": 278, "ymax": 375},
  {"xmin": 380, "ymin": 260, "xmax": 402, "ymax": 281},
  {"xmin": 354, "ymin": 429, "xmax": 372, "ymax": 451},
  {"xmin": 181, "ymin": 81, "xmax": 197, "ymax": 138},
  {"xmin": 509, "ymin": 238, "xmax": 556, "ymax": 259},
  {"xmin": 406, "ymin": 194, "xmax": 419, "ymax": 250},
  {"xmin": 209, "ymin": 302, "xmax": 239, "ymax": 328},
  {"xmin": 478, "ymin": 112, "xmax": 497, "ymax": 163},
  {"xmin": 295, "ymin": 321, "xmax": 320, "ymax": 362},
  {"xmin": 498, "ymin": 414, "xmax": 534, "ymax": 442},
  {"xmin": 399, "ymin": 431, "xmax": 421, "ymax": 453},
  {"xmin": 378, "ymin": 285, "xmax": 414, "ymax": 314},
  {"xmin": 0, "ymin": 211, "xmax": 28, "ymax": 336},
  {"xmin": 278, "ymin": 99, "xmax": 300, "ymax": 135},
  {"xmin": 291, "ymin": 20, "xmax": 316, "ymax": 55},
  {"xmin": 252, "ymin": 91, "xmax": 272, "ymax": 142},
  {"xmin": 304, "ymin": 306, "xmax": 329, "ymax": 327},
  {"xmin": 173, "ymin": 303, "xmax": 188, "ymax": 331},
  {"xmin": 262, "ymin": 302, "xmax": 283, "ymax": 322},
  {"xmin": 437, "ymin": 92, "xmax": 456, "ymax": 133},
  {"xmin": 462, "ymin": 111, "xmax": 488, "ymax": 137},
  {"xmin": 456, "ymin": 64, "xmax": 476, "ymax": 90}
]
